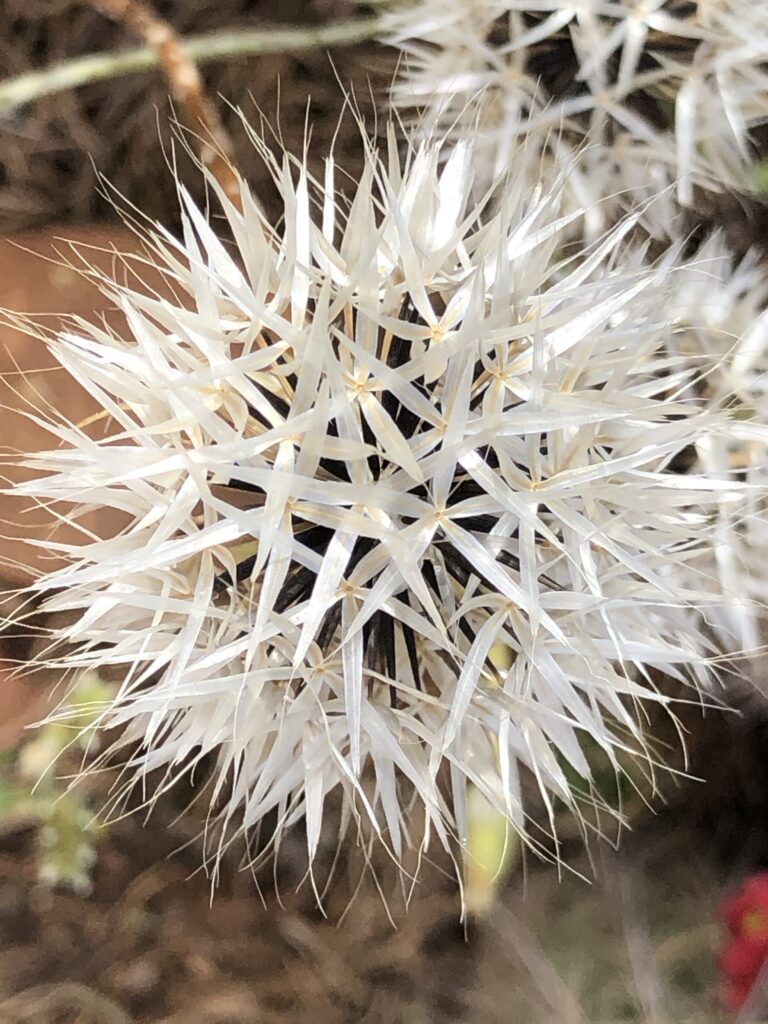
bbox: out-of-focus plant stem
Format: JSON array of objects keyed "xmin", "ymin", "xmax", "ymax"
[{"xmin": 0, "ymin": 16, "xmax": 383, "ymax": 115}]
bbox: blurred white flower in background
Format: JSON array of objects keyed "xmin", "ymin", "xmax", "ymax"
[
  {"xmin": 383, "ymin": 0, "xmax": 768, "ymax": 219},
  {"xmin": 14, "ymin": 122, "xmax": 763, "ymax": 871},
  {"xmin": 669, "ymin": 239, "xmax": 768, "ymax": 662}
]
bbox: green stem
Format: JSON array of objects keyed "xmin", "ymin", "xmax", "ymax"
[{"xmin": 0, "ymin": 16, "xmax": 384, "ymax": 114}]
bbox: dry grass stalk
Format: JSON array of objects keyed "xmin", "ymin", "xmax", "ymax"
[{"xmin": 85, "ymin": 0, "xmax": 243, "ymax": 210}]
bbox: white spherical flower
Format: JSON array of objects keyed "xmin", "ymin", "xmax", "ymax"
[{"xmin": 16, "ymin": 125, "xmax": 752, "ymax": 868}]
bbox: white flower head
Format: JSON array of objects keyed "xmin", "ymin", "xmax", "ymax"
[{"xmin": 16, "ymin": 121, "xmax": 752, "ymax": 875}]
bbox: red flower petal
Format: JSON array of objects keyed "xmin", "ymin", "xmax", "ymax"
[
  {"xmin": 719, "ymin": 876, "xmax": 768, "ymax": 1014},
  {"xmin": 743, "ymin": 874, "xmax": 768, "ymax": 911},
  {"xmin": 722, "ymin": 891, "xmax": 752, "ymax": 935},
  {"xmin": 721, "ymin": 875, "xmax": 768, "ymax": 935},
  {"xmin": 722, "ymin": 981, "xmax": 752, "ymax": 1013},
  {"xmin": 720, "ymin": 937, "xmax": 768, "ymax": 981}
]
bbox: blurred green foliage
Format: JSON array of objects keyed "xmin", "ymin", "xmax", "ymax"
[{"xmin": 0, "ymin": 671, "xmax": 112, "ymax": 892}]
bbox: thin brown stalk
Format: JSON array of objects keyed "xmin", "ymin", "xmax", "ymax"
[{"xmin": 86, "ymin": 0, "xmax": 242, "ymax": 211}]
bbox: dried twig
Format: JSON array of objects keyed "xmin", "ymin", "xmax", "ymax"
[
  {"xmin": 0, "ymin": 982, "xmax": 134, "ymax": 1024},
  {"xmin": 85, "ymin": 0, "xmax": 242, "ymax": 209}
]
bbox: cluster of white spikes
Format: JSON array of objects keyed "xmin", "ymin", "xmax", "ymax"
[{"xmin": 15, "ymin": 121, "xmax": 764, "ymax": 865}]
